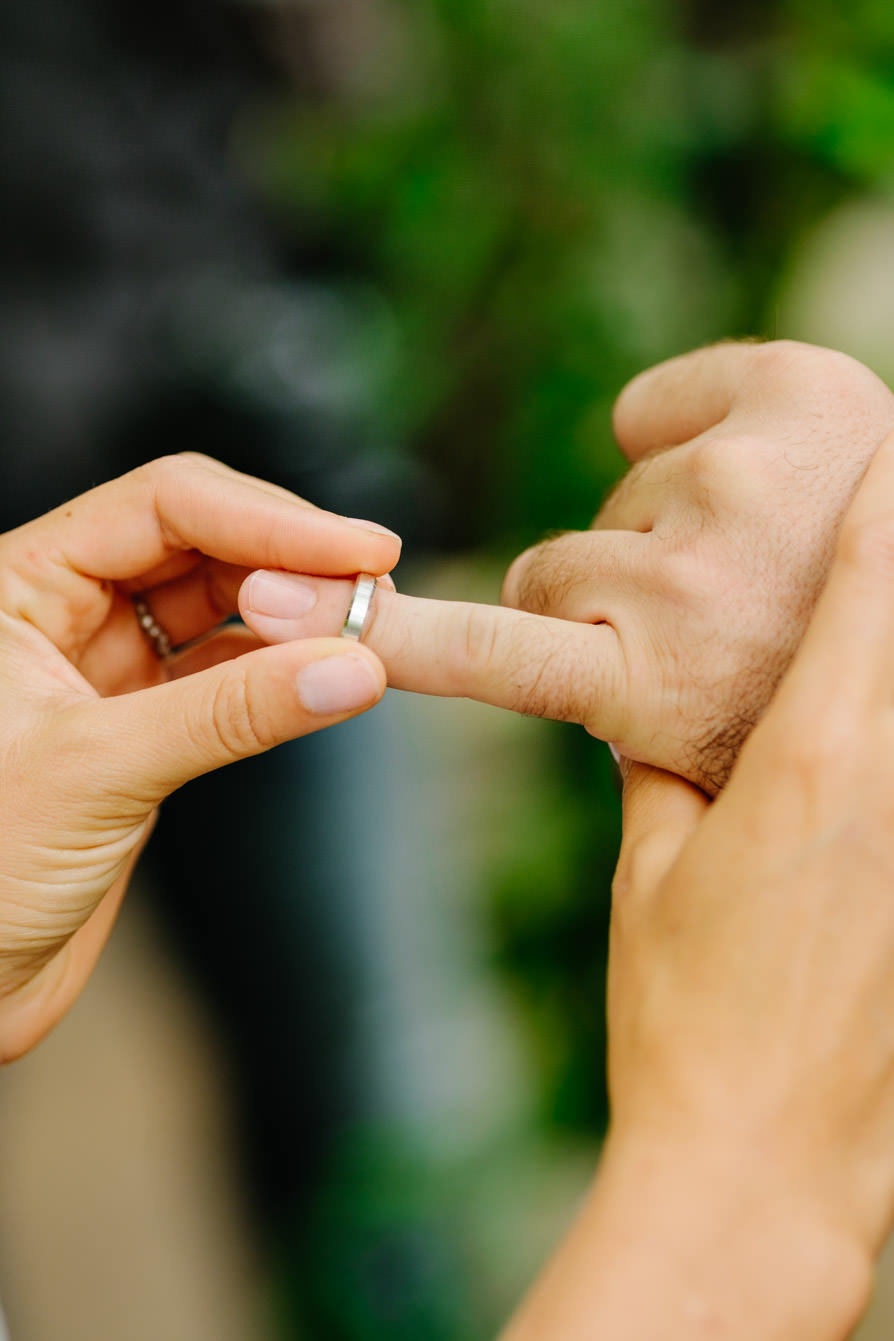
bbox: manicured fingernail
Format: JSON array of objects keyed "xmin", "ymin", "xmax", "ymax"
[
  {"xmin": 343, "ymin": 517, "xmax": 402, "ymax": 541},
  {"xmin": 246, "ymin": 571, "xmax": 318, "ymax": 619},
  {"xmin": 297, "ymin": 655, "xmax": 381, "ymax": 715}
]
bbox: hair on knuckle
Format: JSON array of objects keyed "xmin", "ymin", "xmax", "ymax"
[
  {"xmin": 508, "ymin": 534, "xmax": 587, "ymax": 616},
  {"xmin": 513, "ymin": 563, "xmax": 572, "ymax": 617}
]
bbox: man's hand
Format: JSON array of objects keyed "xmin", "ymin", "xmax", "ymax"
[
  {"xmin": 498, "ymin": 420, "xmax": 894, "ymax": 1341},
  {"xmin": 504, "ymin": 339, "xmax": 894, "ymax": 790},
  {"xmin": 241, "ymin": 341, "xmax": 894, "ymax": 793}
]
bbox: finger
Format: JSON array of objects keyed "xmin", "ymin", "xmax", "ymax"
[
  {"xmin": 615, "ymin": 762, "xmax": 709, "ymax": 898},
  {"xmin": 176, "ymin": 451, "xmax": 321, "ymax": 508},
  {"xmin": 500, "ymin": 530, "xmax": 653, "ymax": 621},
  {"xmin": 166, "ymin": 626, "xmax": 263, "ymax": 677},
  {"xmin": 770, "ymin": 427, "xmax": 894, "ymax": 718},
  {"xmin": 132, "ymin": 559, "xmax": 247, "ymax": 647},
  {"xmin": 72, "ymin": 572, "xmax": 253, "ymax": 693},
  {"xmin": 137, "ymin": 565, "xmax": 397, "ymax": 655},
  {"xmin": 12, "ymin": 453, "xmax": 401, "ymax": 588},
  {"xmin": 239, "ymin": 572, "xmax": 631, "ymax": 739},
  {"xmin": 75, "ymin": 562, "xmax": 247, "ymax": 679},
  {"xmin": 86, "ymin": 637, "xmax": 388, "ymax": 799},
  {"xmin": 612, "ymin": 341, "xmax": 763, "ymax": 461}
]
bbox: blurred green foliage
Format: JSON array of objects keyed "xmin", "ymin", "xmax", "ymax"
[
  {"xmin": 245, "ymin": 0, "xmax": 742, "ymax": 546},
  {"xmin": 247, "ymin": 0, "xmax": 894, "ymax": 549}
]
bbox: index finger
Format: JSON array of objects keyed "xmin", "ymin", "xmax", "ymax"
[
  {"xmin": 240, "ymin": 574, "xmax": 631, "ymax": 740},
  {"xmin": 12, "ymin": 454, "xmax": 401, "ymax": 584}
]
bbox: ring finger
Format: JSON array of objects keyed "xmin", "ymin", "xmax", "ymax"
[{"xmin": 129, "ymin": 557, "xmax": 248, "ymax": 649}]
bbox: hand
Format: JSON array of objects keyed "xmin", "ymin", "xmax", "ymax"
[
  {"xmin": 240, "ymin": 342, "xmax": 894, "ymax": 794},
  {"xmin": 500, "ymin": 434, "xmax": 894, "ymax": 1341},
  {"xmin": 0, "ymin": 453, "xmax": 399, "ymax": 1060},
  {"xmin": 504, "ymin": 339, "xmax": 894, "ymax": 791}
]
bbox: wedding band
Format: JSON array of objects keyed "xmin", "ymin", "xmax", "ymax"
[
  {"xmin": 341, "ymin": 574, "xmax": 377, "ymax": 641},
  {"xmin": 132, "ymin": 596, "xmax": 174, "ymax": 659}
]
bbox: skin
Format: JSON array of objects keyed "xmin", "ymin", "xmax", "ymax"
[
  {"xmin": 498, "ymin": 425, "xmax": 894, "ymax": 1340},
  {"xmin": 237, "ymin": 339, "xmax": 894, "ymax": 1332},
  {"xmin": 4, "ymin": 338, "xmax": 894, "ymax": 1333},
  {"xmin": 0, "ymin": 452, "xmax": 400, "ymax": 1060},
  {"xmin": 241, "ymin": 340, "xmax": 894, "ymax": 794}
]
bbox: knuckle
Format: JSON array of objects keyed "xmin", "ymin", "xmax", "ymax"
[
  {"xmin": 501, "ymin": 533, "xmax": 586, "ymax": 615},
  {"xmin": 677, "ymin": 433, "xmax": 767, "ymax": 515},
  {"xmin": 659, "ymin": 535, "xmax": 724, "ymax": 603},
  {"xmin": 502, "ymin": 544, "xmax": 553, "ymax": 614},
  {"xmin": 446, "ymin": 603, "xmax": 501, "ymax": 684},
  {"xmin": 135, "ymin": 452, "xmax": 216, "ymax": 493},
  {"xmin": 754, "ymin": 341, "xmax": 890, "ymax": 419},
  {"xmin": 175, "ymin": 450, "xmax": 217, "ymax": 467},
  {"xmin": 208, "ymin": 667, "xmax": 275, "ymax": 759},
  {"xmin": 445, "ymin": 602, "xmax": 588, "ymax": 723},
  {"xmin": 499, "ymin": 552, "xmax": 526, "ymax": 610},
  {"xmin": 774, "ymin": 712, "xmax": 855, "ymax": 785},
  {"xmin": 133, "ymin": 454, "xmax": 184, "ymax": 485},
  {"xmin": 750, "ymin": 338, "xmax": 833, "ymax": 388},
  {"xmin": 749, "ymin": 337, "xmax": 807, "ymax": 379}
]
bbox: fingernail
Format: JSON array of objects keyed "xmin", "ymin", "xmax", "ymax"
[
  {"xmin": 246, "ymin": 571, "xmax": 318, "ymax": 619},
  {"xmin": 343, "ymin": 517, "xmax": 402, "ymax": 541},
  {"xmin": 297, "ymin": 655, "xmax": 381, "ymax": 715}
]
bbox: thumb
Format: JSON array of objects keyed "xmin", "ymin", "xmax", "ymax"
[
  {"xmin": 88, "ymin": 637, "xmax": 386, "ymax": 800},
  {"xmin": 614, "ymin": 761, "xmax": 709, "ymax": 900}
]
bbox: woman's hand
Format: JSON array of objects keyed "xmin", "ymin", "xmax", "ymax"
[
  {"xmin": 0, "ymin": 453, "xmax": 399, "ymax": 1060},
  {"xmin": 502, "ymin": 432, "xmax": 894, "ymax": 1339}
]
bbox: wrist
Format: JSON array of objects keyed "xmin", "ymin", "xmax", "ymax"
[{"xmin": 589, "ymin": 1128, "xmax": 872, "ymax": 1341}]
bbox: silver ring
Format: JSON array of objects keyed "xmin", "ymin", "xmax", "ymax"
[
  {"xmin": 132, "ymin": 596, "xmax": 174, "ymax": 659},
  {"xmin": 341, "ymin": 574, "xmax": 377, "ymax": 641}
]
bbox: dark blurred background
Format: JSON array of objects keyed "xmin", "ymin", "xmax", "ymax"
[{"xmin": 2, "ymin": 1, "xmax": 894, "ymax": 1338}]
